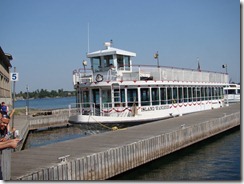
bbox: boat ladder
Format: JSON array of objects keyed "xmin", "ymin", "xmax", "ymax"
[{"xmin": 112, "ymin": 83, "xmax": 121, "ymax": 105}]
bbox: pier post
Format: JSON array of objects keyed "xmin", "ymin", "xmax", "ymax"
[{"xmin": 1, "ymin": 149, "xmax": 12, "ymax": 180}]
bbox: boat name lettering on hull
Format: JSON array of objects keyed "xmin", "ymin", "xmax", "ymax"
[{"xmin": 141, "ymin": 105, "xmax": 170, "ymax": 112}]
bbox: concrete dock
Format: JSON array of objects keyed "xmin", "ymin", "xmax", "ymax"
[{"xmin": 8, "ymin": 103, "xmax": 240, "ymax": 180}]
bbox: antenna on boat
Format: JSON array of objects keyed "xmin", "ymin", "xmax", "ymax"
[
  {"xmin": 110, "ymin": 39, "xmax": 113, "ymax": 46},
  {"xmin": 197, "ymin": 57, "xmax": 201, "ymax": 72},
  {"xmin": 87, "ymin": 22, "xmax": 90, "ymax": 53}
]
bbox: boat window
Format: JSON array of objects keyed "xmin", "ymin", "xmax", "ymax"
[
  {"xmin": 91, "ymin": 57, "xmax": 102, "ymax": 72},
  {"xmin": 197, "ymin": 87, "xmax": 201, "ymax": 101},
  {"xmin": 92, "ymin": 89, "xmax": 100, "ymax": 105},
  {"xmin": 209, "ymin": 87, "xmax": 212, "ymax": 99},
  {"xmin": 216, "ymin": 87, "xmax": 219, "ymax": 99},
  {"xmin": 141, "ymin": 88, "xmax": 150, "ymax": 106},
  {"xmin": 220, "ymin": 87, "xmax": 223, "ymax": 98},
  {"xmin": 160, "ymin": 87, "xmax": 167, "ymax": 104},
  {"xmin": 220, "ymin": 87, "xmax": 224, "ymax": 98},
  {"xmin": 207, "ymin": 87, "xmax": 212, "ymax": 100},
  {"xmin": 117, "ymin": 55, "xmax": 130, "ymax": 71},
  {"xmin": 193, "ymin": 87, "xmax": 197, "ymax": 101},
  {"xmin": 120, "ymin": 89, "xmax": 125, "ymax": 104},
  {"xmin": 127, "ymin": 89, "xmax": 138, "ymax": 107},
  {"xmin": 152, "ymin": 88, "xmax": 159, "ymax": 105},
  {"xmin": 188, "ymin": 87, "xmax": 192, "ymax": 102},
  {"xmin": 225, "ymin": 89, "xmax": 236, "ymax": 95},
  {"xmin": 183, "ymin": 87, "xmax": 188, "ymax": 102},
  {"xmin": 173, "ymin": 87, "xmax": 177, "ymax": 103},
  {"xmin": 117, "ymin": 55, "xmax": 124, "ymax": 70},
  {"xmin": 201, "ymin": 87, "xmax": 205, "ymax": 101},
  {"xmin": 102, "ymin": 89, "xmax": 111, "ymax": 104},
  {"xmin": 212, "ymin": 87, "xmax": 216, "ymax": 99},
  {"xmin": 82, "ymin": 90, "xmax": 90, "ymax": 108},
  {"xmin": 103, "ymin": 55, "xmax": 114, "ymax": 71},
  {"xmin": 124, "ymin": 56, "xmax": 130, "ymax": 71},
  {"xmin": 178, "ymin": 87, "xmax": 183, "ymax": 103},
  {"xmin": 167, "ymin": 87, "xmax": 172, "ymax": 104},
  {"xmin": 237, "ymin": 89, "xmax": 240, "ymax": 94},
  {"xmin": 205, "ymin": 87, "xmax": 208, "ymax": 100},
  {"xmin": 211, "ymin": 87, "xmax": 214, "ymax": 99}
]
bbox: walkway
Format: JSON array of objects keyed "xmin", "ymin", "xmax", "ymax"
[{"xmin": 9, "ymin": 103, "xmax": 240, "ymax": 180}]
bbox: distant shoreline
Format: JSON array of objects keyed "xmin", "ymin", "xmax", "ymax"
[{"xmin": 15, "ymin": 95, "xmax": 75, "ymax": 101}]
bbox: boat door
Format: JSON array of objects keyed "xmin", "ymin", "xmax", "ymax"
[{"xmin": 92, "ymin": 89, "xmax": 100, "ymax": 115}]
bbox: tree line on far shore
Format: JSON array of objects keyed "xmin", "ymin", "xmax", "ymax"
[{"xmin": 15, "ymin": 89, "xmax": 75, "ymax": 100}]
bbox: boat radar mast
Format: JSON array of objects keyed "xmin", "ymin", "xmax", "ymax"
[{"xmin": 104, "ymin": 40, "xmax": 113, "ymax": 49}]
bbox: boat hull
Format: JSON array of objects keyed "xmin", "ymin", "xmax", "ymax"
[{"xmin": 68, "ymin": 100, "xmax": 223, "ymax": 127}]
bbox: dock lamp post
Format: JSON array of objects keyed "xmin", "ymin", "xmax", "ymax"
[
  {"xmin": 26, "ymin": 85, "xmax": 29, "ymax": 116},
  {"xmin": 222, "ymin": 64, "xmax": 229, "ymax": 106},
  {"xmin": 83, "ymin": 60, "xmax": 87, "ymax": 76},
  {"xmin": 154, "ymin": 51, "xmax": 159, "ymax": 67}
]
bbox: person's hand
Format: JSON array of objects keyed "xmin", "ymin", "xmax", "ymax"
[
  {"xmin": 9, "ymin": 138, "xmax": 20, "ymax": 149},
  {"xmin": 0, "ymin": 137, "xmax": 7, "ymax": 142}
]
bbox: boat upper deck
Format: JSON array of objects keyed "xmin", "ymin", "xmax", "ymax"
[{"xmin": 72, "ymin": 43, "xmax": 229, "ymax": 86}]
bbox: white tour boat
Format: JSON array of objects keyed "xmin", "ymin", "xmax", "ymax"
[
  {"xmin": 68, "ymin": 42, "xmax": 229, "ymax": 126},
  {"xmin": 224, "ymin": 83, "xmax": 240, "ymax": 103}
]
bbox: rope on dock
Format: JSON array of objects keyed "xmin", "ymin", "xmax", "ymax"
[{"xmin": 89, "ymin": 115, "xmax": 127, "ymax": 131}]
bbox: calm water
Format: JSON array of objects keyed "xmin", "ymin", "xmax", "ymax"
[
  {"xmin": 23, "ymin": 126, "xmax": 107, "ymax": 150},
  {"xmin": 14, "ymin": 96, "xmax": 76, "ymax": 109}
]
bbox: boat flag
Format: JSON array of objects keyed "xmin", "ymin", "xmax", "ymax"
[
  {"xmin": 197, "ymin": 61, "xmax": 201, "ymax": 71},
  {"xmin": 222, "ymin": 64, "xmax": 227, "ymax": 74}
]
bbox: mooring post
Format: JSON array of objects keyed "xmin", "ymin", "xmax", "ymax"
[{"xmin": 1, "ymin": 149, "xmax": 12, "ymax": 180}]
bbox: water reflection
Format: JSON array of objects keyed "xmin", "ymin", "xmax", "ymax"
[
  {"xmin": 23, "ymin": 125, "xmax": 108, "ymax": 150},
  {"xmin": 110, "ymin": 128, "xmax": 240, "ymax": 181}
]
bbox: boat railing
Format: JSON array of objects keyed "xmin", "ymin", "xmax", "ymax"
[
  {"xmin": 102, "ymin": 103, "xmax": 128, "ymax": 117},
  {"xmin": 108, "ymin": 64, "xmax": 228, "ymax": 83},
  {"xmin": 73, "ymin": 64, "xmax": 228, "ymax": 84},
  {"xmin": 73, "ymin": 68, "xmax": 93, "ymax": 85},
  {"xmin": 134, "ymin": 65, "xmax": 228, "ymax": 83},
  {"xmin": 68, "ymin": 102, "xmax": 96, "ymax": 116}
]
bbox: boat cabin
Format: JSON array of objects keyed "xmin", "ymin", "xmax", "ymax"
[
  {"xmin": 86, "ymin": 42, "xmax": 136, "ymax": 82},
  {"xmin": 223, "ymin": 84, "xmax": 240, "ymax": 103}
]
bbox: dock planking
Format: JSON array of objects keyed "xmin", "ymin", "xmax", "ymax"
[{"xmin": 10, "ymin": 103, "xmax": 240, "ymax": 180}]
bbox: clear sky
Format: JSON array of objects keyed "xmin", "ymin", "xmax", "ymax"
[{"xmin": 0, "ymin": 0, "xmax": 240, "ymax": 93}]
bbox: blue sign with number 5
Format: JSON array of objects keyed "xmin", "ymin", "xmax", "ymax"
[{"xmin": 11, "ymin": 72, "xmax": 19, "ymax": 81}]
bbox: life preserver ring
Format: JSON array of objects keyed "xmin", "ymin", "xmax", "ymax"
[{"xmin": 96, "ymin": 74, "xmax": 103, "ymax": 82}]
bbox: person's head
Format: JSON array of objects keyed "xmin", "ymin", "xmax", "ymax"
[
  {"xmin": 1, "ymin": 102, "xmax": 5, "ymax": 105},
  {"xmin": 0, "ymin": 114, "xmax": 10, "ymax": 130}
]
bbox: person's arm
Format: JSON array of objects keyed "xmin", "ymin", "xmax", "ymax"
[{"xmin": 0, "ymin": 138, "xmax": 20, "ymax": 150}]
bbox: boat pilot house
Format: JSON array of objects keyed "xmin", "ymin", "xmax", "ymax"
[{"xmin": 70, "ymin": 42, "xmax": 229, "ymax": 125}]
